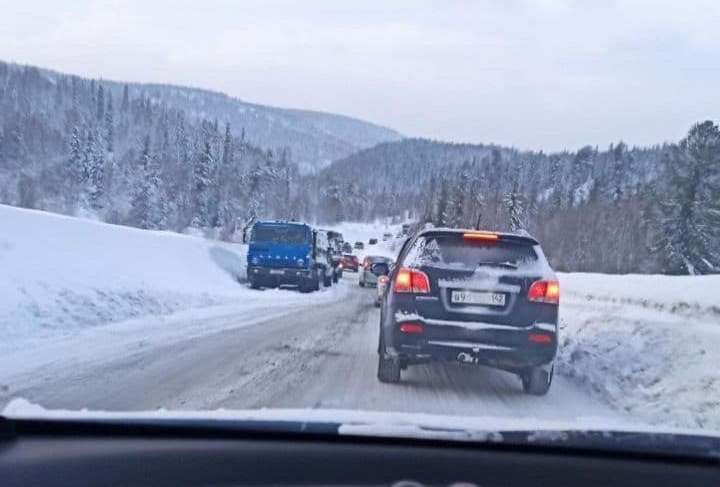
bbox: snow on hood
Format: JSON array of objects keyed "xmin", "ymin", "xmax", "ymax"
[{"xmin": 5, "ymin": 398, "xmax": 717, "ymax": 441}]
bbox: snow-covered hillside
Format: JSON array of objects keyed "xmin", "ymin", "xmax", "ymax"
[
  {"xmin": 0, "ymin": 205, "xmax": 343, "ymax": 354},
  {"xmin": 1, "ymin": 60, "xmax": 402, "ymax": 173},
  {"xmin": 557, "ymin": 272, "xmax": 720, "ymax": 430}
]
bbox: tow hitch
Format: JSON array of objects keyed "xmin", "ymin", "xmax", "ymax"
[{"xmin": 457, "ymin": 351, "xmax": 480, "ymax": 364}]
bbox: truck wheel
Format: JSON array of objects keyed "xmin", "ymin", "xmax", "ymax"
[
  {"xmin": 333, "ymin": 271, "xmax": 339, "ymax": 283},
  {"xmin": 313, "ymin": 270, "xmax": 321, "ymax": 291},
  {"xmin": 521, "ymin": 365, "xmax": 553, "ymax": 395},
  {"xmin": 249, "ymin": 277, "xmax": 262, "ymax": 290},
  {"xmin": 377, "ymin": 336, "xmax": 401, "ymax": 383},
  {"xmin": 323, "ymin": 272, "xmax": 333, "ymax": 287}
]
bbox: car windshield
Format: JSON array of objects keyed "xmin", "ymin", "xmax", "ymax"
[
  {"xmin": 1, "ymin": 0, "xmax": 719, "ymax": 460},
  {"xmin": 252, "ymin": 226, "xmax": 308, "ymax": 244}
]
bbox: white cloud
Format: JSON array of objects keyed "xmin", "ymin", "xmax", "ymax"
[{"xmin": 1, "ymin": 0, "xmax": 718, "ymax": 150}]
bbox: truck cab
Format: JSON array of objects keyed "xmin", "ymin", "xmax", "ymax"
[{"xmin": 246, "ymin": 221, "xmax": 333, "ymax": 292}]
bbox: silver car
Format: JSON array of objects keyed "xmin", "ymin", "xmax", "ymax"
[{"xmin": 359, "ymin": 256, "xmax": 393, "ymax": 287}]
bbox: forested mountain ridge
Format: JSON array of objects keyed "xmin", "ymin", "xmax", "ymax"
[
  {"xmin": 0, "ymin": 61, "xmax": 402, "ymax": 172},
  {"xmin": 1, "ymin": 60, "xmax": 717, "ymax": 275},
  {"xmin": 0, "ymin": 60, "xmax": 325, "ymax": 235},
  {"xmin": 317, "ymin": 132, "xmax": 720, "ymax": 275}
]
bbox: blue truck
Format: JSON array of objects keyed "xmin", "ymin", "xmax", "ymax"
[{"xmin": 246, "ymin": 220, "xmax": 334, "ymax": 292}]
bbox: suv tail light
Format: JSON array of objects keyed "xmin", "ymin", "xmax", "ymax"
[
  {"xmin": 528, "ymin": 280, "xmax": 560, "ymax": 304},
  {"xmin": 399, "ymin": 322, "xmax": 424, "ymax": 334},
  {"xmin": 394, "ymin": 267, "xmax": 431, "ymax": 294}
]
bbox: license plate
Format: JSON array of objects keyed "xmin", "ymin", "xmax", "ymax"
[
  {"xmin": 269, "ymin": 269, "xmax": 284, "ymax": 275},
  {"xmin": 451, "ymin": 290, "xmax": 506, "ymax": 306}
]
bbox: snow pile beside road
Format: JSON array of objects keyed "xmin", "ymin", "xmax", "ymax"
[
  {"xmin": 557, "ymin": 272, "xmax": 720, "ymax": 430},
  {"xmin": 0, "ymin": 204, "xmax": 252, "ymax": 352}
]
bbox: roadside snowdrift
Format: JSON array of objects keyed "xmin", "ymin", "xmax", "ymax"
[
  {"xmin": 557, "ymin": 272, "xmax": 720, "ymax": 430},
  {"xmin": 0, "ymin": 205, "xmax": 251, "ymax": 352}
]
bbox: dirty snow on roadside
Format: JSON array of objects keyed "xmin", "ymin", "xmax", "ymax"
[{"xmin": 556, "ymin": 272, "xmax": 720, "ymax": 430}]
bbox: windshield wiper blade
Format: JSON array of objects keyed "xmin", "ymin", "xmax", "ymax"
[{"xmin": 476, "ymin": 261, "xmax": 518, "ymax": 270}]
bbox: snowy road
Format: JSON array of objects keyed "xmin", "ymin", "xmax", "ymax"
[{"xmin": 0, "ymin": 274, "xmax": 626, "ymax": 424}]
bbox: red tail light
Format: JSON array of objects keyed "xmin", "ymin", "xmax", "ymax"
[
  {"xmin": 528, "ymin": 333, "xmax": 552, "ymax": 344},
  {"xmin": 394, "ymin": 267, "xmax": 431, "ymax": 294},
  {"xmin": 528, "ymin": 280, "xmax": 560, "ymax": 304},
  {"xmin": 399, "ymin": 322, "xmax": 424, "ymax": 334}
]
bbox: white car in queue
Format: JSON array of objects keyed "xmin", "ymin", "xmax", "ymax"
[{"xmin": 359, "ymin": 256, "xmax": 394, "ymax": 288}]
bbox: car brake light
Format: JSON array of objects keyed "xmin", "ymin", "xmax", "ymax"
[
  {"xmin": 399, "ymin": 322, "xmax": 424, "ymax": 334},
  {"xmin": 394, "ymin": 267, "xmax": 431, "ymax": 294},
  {"xmin": 528, "ymin": 280, "xmax": 560, "ymax": 304},
  {"xmin": 528, "ymin": 333, "xmax": 552, "ymax": 344},
  {"xmin": 463, "ymin": 231, "xmax": 499, "ymax": 241}
]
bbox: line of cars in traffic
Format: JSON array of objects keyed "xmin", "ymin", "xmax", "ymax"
[
  {"xmin": 244, "ymin": 220, "xmax": 403, "ymax": 293},
  {"xmin": 246, "ymin": 219, "xmax": 559, "ymax": 395},
  {"xmin": 245, "ymin": 220, "xmax": 346, "ymax": 292}
]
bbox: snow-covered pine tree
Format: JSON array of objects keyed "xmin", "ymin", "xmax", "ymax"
[
  {"xmin": 65, "ymin": 126, "xmax": 82, "ymax": 188},
  {"xmin": 654, "ymin": 121, "xmax": 720, "ymax": 274},
  {"xmin": 104, "ymin": 93, "xmax": 114, "ymax": 154},
  {"xmin": 455, "ymin": 161, "xmax": 472, "ymax": 226},
  {"xmin": 130, "ymin": 136, "xmax": 155, "ymax": 229},
  {"xmin": 435, "ymin": 179, "xmax": 450, "ymax": 227},
  {"xmin": 121, "ymin": 85, "xmax": 129, "ymax": 112},
  {"xmin": 503, "ymin": 169, "xmax": 525, "ymax": 233},
  {"xmin": 611, "ymin": 141, "xmax": 627, "ymax": 203},
  {"xmin": 87, "ymin": 129, "xmax": 105, "ymax": 211},
  {"xmin": 191, "ymin": 140, "xmax": 214, "ymax": 228},
  {"xmin": 96, "ymin": 84, "xmax": 105, "ymax": 121},
  {"xmin": 548, "ymin": 154, "xmax": 564, "ymax": 212},
  {"xmin": 570, "ymin": 146, "xmax": 594, "ymax": 206}
]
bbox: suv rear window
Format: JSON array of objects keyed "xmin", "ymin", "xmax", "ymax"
[{"xmin": 404, "ymin": 234, "xmax": 538, "ymax": 270}]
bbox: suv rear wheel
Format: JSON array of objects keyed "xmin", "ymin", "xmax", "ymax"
[
  {"xmin": 377, "ymin": 336, "xmax": 401, "ymax": 383},
  {"xmin": 521, "ymin": 365, "xmax": 553, "ymax": 395}
]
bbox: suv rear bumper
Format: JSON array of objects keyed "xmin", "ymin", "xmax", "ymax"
[{"xmin": 388, "ymin": 317, "xmax": 558, "ymax": 371}]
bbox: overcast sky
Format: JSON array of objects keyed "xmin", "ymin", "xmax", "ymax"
[{"xmin": 1, "ymin": 0, "xmax": 719, "ymax": 151}]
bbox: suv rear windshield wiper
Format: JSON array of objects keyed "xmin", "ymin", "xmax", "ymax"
[{"xmin": 476, "ymin": 261, "xmax": 518, "ymax": 270}]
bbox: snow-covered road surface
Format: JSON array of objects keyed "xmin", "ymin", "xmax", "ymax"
[{"xmin": 0, "ymin": 276, "xmax": 628, "ymax": 428}]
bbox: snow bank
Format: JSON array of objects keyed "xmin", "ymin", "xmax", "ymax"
[
  {"xmin": 557, "ymin": 272, "xmax": 720, "ymax": 431},
  {"xmin": 0, "ymin": 204, "xmax": 249, "ymax": 352}
]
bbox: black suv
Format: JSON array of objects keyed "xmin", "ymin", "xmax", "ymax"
[{"xmin": 377, "ymin": 229, "xmax": 559, "ymax": 395}]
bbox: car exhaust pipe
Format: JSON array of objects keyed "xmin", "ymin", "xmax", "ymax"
[{"xmin": 457, "ymin": 352, "xmax": 476, "ymax": 364}]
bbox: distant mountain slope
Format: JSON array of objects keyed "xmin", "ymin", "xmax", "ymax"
[
  {"xmin": 135, "ymin": 82, "xmax": 402, "ymax": 172},
  {"xmin": 3, "ymin": 61, "xmax": 402, "ymax": 172},
  {"xmin": 321, "ymin": 138, "xmax": 506, "ymax": 183}
]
